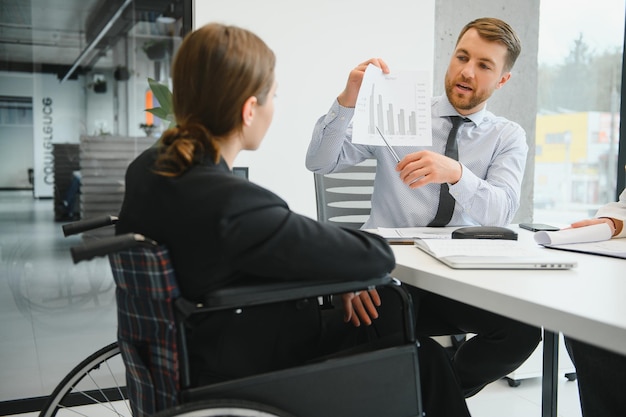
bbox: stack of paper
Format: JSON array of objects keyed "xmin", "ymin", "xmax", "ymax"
[
  {"xmin": 377, "ymin": 227, "xmax": 454, "ymax": 239},
  {"xmin": 375, "ymin": 227, "xmax": 455, "ymax": 245}
]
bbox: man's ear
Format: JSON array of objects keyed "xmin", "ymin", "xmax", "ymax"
[
  {"xmin": 496, "ymin": 72, "xmax": 511, "ymax": 89},
  {"xmin": 242, "ymin": 96, "xmax": 258, "ymax": 126}
]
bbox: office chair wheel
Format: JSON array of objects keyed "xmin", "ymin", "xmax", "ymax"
[
  {"xmin": 38, "ymin": 342, "xmax": 129, "ymax": 417},
  {"xmin": 153, "ymin": 399, "xmax": 296, "ymax": 417},
  {"xmin": 505, "ymin": 377, "xmax": 521, "ymax": 387}
]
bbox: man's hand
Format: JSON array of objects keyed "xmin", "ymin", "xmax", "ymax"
[
  {"xmin": 337, "ymin": 58, "xmax": 390, "ymax": 108},
  {"xmin": 396, "ymin": 150, "xmax": 463, "ymax": 188},
  {"xmin": 341, "ymin": 288, "xmax": 381, "ymax": 327}
]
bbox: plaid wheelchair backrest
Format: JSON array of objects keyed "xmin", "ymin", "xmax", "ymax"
[{"xmin": 109, "ymin": 245, "xmax": 181, "ymax": 417}]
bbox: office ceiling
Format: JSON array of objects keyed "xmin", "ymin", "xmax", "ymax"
[{"xmin": 0, "ymin": 0, "xmax": 183, "ymax": 79}]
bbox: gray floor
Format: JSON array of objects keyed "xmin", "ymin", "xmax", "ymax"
[
  {"xmin": 0, "ymin": 191, "xmax": 118, "ymax": 405},
  {"xmin": 0, "ymin": 190, "xmax": 583, "ymax": 416}
]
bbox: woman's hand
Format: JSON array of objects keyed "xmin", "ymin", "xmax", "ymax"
[
  {"xmin": 570, "ymin": 217, "xmax": 617, "ymax": 236},
  {"xmin": 341, "ymin": 288, "xmax": 381, "ymax": 327}
]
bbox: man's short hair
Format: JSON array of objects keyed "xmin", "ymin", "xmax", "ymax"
[{"xmin": 457, "ymin": 17, "xmax": 522, "ymax": 73}]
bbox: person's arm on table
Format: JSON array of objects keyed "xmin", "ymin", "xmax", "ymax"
[
  {"xmin": 570, "ymin": 188, "xmax": 626, "ymax": 238},
  {"xmin": 220, "ymin": 187, "xmax": 392, "ymax": 328},
  {"xmin": 219, "ymin": 184, "xmax": 395, "ymax": 283}
]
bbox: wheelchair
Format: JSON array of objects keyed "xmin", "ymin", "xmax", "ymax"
[{"xmin": 39, "ymin": 215, "xmax": 423, "ymax": 417}]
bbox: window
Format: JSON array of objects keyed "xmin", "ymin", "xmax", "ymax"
[{"xmin": 535, "ymin": 0, "xmax": 625, "ymax": 222}]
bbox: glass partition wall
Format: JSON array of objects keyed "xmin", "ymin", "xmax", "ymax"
[{"xmin": 0, "ymin": 0, "xmax": 190, "ymax": 412}]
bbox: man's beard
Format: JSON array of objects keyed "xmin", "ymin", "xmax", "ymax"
[{"xmin": 445, "ymin": 78, "xmax": 490, "ymax": 111}]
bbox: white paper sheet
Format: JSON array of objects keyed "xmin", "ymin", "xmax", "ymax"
[
  {"xmin": 534, "ymin": 223, "xmax": 612, "ymax": 245},
  {"xmin": 377, "ymin": 227, "xmax": 454, "ymax": 239},
  {"xmin": 352, "ymin": 64, "xmax": 432, "ymax": 147}
]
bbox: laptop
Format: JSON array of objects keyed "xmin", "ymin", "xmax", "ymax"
[{"xmin": 413, "ymin": 238, "xmax": 577, "ymax": 270}]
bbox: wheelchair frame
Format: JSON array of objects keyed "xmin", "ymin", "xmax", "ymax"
[{"xmin": 38, "ymin": 215, "xmax": 423, "ymax": 417}]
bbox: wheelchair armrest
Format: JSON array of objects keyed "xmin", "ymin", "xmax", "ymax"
[
  {"xmin": 174, "ymin": 274, "xmax": 415, "ymax": 390},
  {"xmin": 62, "ymin": 215, "xmax": 119, "ymax": 236},
  {"xmin": 70, "ymin": 233, "xmax": 158, "ymax": 263},
  {"xmin": 175, "ymin": 274, "xmax": 395, "ymax": 316}
]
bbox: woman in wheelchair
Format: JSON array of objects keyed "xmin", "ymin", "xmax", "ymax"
[{"xmin": 116, "ymin": 22, "xmax": 471, "ymax": 417}]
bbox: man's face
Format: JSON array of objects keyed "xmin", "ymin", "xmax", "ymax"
[{"xmin": 444, "ymin": 28, "xmax": 511, "ymax": 115}]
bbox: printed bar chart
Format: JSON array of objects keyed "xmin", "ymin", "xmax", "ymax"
[
  {"xmin": 368, "ymin": 83, "xmax": 419, "ymax": 136},
  {"xmin": 353, "ymin": 65, "xmax": 432, "ymax": 147}
]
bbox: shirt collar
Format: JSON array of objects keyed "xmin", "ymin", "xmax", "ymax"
[{"xmin": 436, "ymin": 94, "xmax": 486, "ymax": 127}]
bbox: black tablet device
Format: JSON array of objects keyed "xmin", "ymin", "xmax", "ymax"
[{"xmin": 451, "ymin": 226, "xmax": 518, "ymax": 240}]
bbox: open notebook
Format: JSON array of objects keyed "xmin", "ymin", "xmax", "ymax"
[{"xmin": 413, "ymin": 238, "xmax": 578, "ymax": 270}]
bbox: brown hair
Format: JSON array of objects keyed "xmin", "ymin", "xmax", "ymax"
[
  {"xmin": 456, "ymin": 17, "xmax": 521, "ymax": 73},
  {"xmin": 155, "ymin": 23, "xmax": 276, "ymax": 176}
]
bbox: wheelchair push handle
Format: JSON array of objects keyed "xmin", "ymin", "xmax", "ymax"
[
  {"xmin": 70, "ymin": 233, "xmax": 158, "ymax": 263},
  {"xmin": 62, "ymin": 215, "xmax": 119, "ymax": 236}
]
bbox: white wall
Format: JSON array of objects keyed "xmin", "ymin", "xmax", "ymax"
[{"xmin": 194, "ymin": 0, "xmax": 435, "ymax": 219}]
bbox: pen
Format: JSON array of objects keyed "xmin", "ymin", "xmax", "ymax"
[{"xmin": 376, "ymin": 126, "xmax": 401, "ymax": 163}]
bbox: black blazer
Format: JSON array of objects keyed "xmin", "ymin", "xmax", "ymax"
[
  {"xmin": 117, "ymin": 146, "xmax": 395, "ymax": 382},
  {"xmin": 117, "ymin": 146, "xmax": 395, "ymax": 301}
]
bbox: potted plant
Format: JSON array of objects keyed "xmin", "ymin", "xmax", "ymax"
[{"xmin": 145, "ymin": 78, "xmax": 175, "ymax": 129}]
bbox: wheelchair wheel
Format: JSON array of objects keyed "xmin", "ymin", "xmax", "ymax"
[
  {"xmin": 153, "ymin": 399, "xmax": 296, "ymax": 417},
  {"xmin": 38, "ymin": 342, "xmax": 129, "ymax": 417}
]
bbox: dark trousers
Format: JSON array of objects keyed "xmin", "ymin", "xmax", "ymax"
[
  {"xmin": 374, "ymin": 284, "xmax": 542, "ymax": 397},
  {"xmin": 565, "ymin": 336, "xmax": 626, "ymax": 417},
  {"xmin": 415, "ymin": 335, "xmax": 472, "ymax": 417},
  {"xmin": 321, "ymin": 304, "xmax": 472, "ymax": 417},
  {"xmin": 189, "ymin": 298, "xmax": 323, "ymax": 385}
]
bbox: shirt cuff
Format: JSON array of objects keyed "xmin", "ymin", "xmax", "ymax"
[
  {"xmin": 448, "ymin": 163, "xmax": 479, "ymax": 203},
  {"xmin": 602, "ymin": 217, "xmax": 623, "ymax": 237}
]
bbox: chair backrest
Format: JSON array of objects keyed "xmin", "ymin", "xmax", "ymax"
[
  {"xmin": 109, "ymin": 245, "xmax": 180, "ymax": 417},
  {"xmin": 314, "ymin": 159, "xmax": 376, "ymax": 229}
]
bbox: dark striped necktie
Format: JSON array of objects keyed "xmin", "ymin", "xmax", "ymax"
[{"xmin": 428, "ymin": 116, "xmax": 466, "ymax": 227}]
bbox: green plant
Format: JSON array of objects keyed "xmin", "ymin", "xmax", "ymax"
[{"xmin": 145, "ymin": 77, "xmax": 175, "ymax": 128}]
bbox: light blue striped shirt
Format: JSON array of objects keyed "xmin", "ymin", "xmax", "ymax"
[{"xmin": 305, "ymin": 95, "xmax": 528, "ymax": 228}]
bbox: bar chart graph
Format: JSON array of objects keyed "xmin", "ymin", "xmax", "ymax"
[
  {"xmin": 367, "ymin": 82, "xmax": 421, "ymax": 136},
  {"xmin": 353, "ymin": 65, "xmax": 431, "ymax": 147}
]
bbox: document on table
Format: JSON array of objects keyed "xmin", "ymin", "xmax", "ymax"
[
  {"xmin": 534, "ymin": 223, "xmax": 612, "ymax": 245},
  {"xmin": 376, "ymin": 227, "xmax": 456, "ymax": 243},
  {"xmin": 352, "ymin": 64, "xmax": 432, "ymax": 147},
  {"xmin": 534, "ymin": 223, "xmax": 626, "ymax": 259},
  {"xmin": 542, "ymin": 239, "xmax": 626, "ymax": 259}
]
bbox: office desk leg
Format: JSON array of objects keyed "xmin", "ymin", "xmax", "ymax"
[{"xmin": 542, "ymin": 330, "xmax": 559, "ymax": 417}]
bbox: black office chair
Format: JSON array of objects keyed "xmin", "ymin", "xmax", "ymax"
[
  {"xmin": 314, "ymin": 159, "xmax": 376, "ymax": 230},
  {"xmin": 44, "ymin": 215, "xmax": 424, "ymax": 417}
]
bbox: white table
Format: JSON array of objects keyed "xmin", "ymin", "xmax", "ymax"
[{"xmin": 390, "ymin": 225, "xmax": 626, "ymax": 417}]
